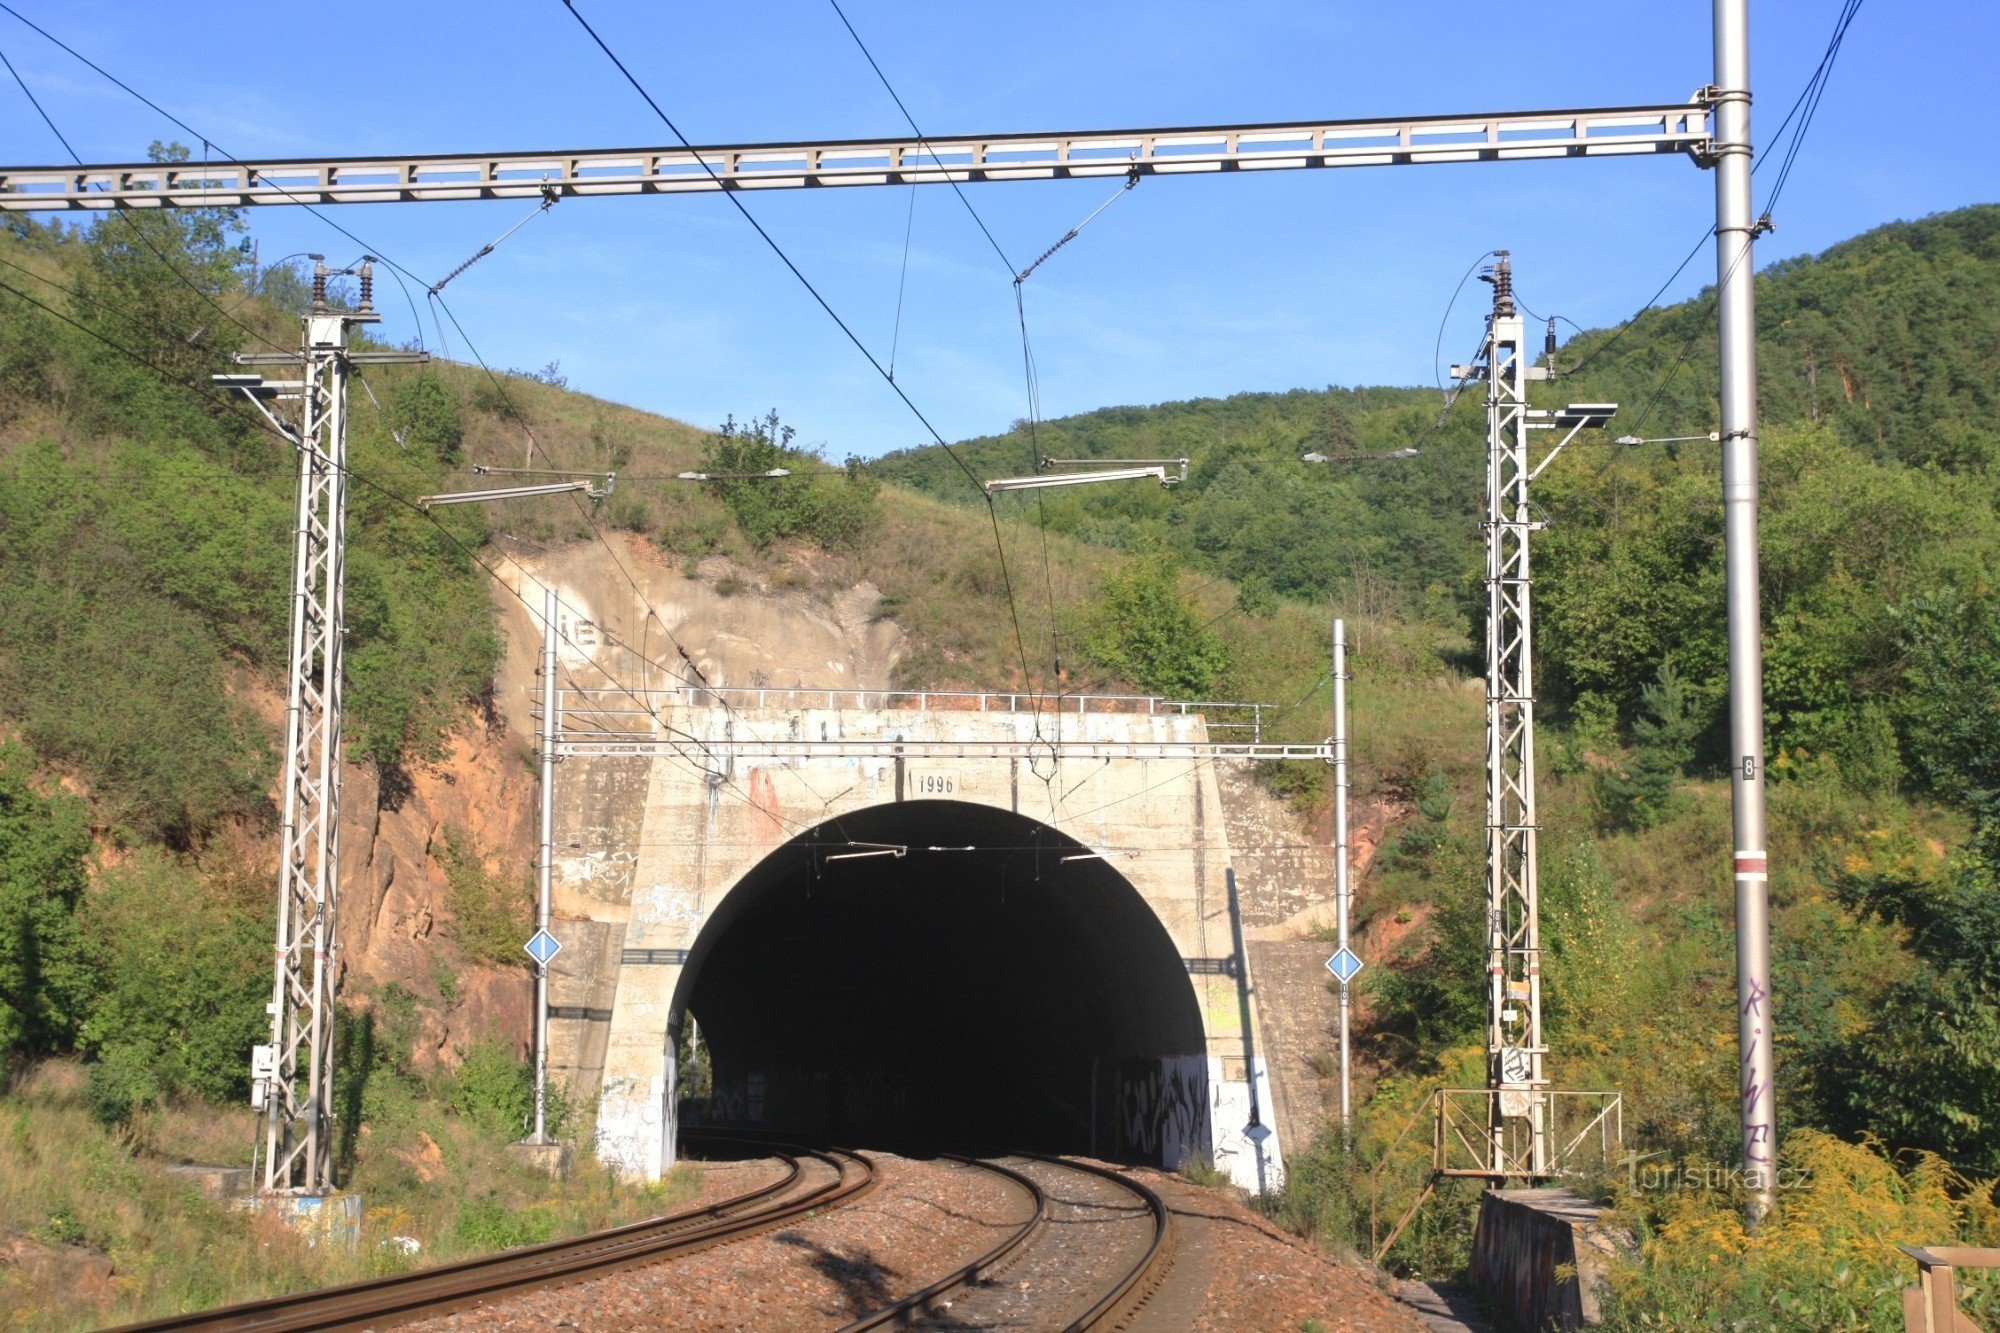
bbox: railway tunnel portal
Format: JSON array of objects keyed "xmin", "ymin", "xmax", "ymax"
[
  {"xmin": 540, "ymin": 688, "xmax": 1287, "ymax": 1190},
  {"xmin": 675, "ymin": 801, "xmax": 1209, "ymax": 1160}
]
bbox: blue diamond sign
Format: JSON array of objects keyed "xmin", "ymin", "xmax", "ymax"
[
  {"xmin": 1326, "ymin": 947, "xmax": 1364, "ymax": 984},
  {"xmin": 524, "ymin": 929, "xmax": 562, "ymax": 967}
]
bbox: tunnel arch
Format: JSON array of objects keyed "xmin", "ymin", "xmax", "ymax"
[{"xmin": 664, "ymin": 800, "xmax": 1212, "ymax": 1164}]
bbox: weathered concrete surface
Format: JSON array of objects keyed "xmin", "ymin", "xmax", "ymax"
[
  {"xmin": 1244, "ymin": 937, "xmax": 1340, "ymax": 1155},
  {"xmin": 1216, "ymin": 762, "xmax": 1341, "ymax": 1160},
  {"xmin": 1212, "ymin": 763, "xmax": 1399, "ymax": 1159},
  {"xmin": 1471, "ymin": 1188, "xmax": 1624, "ymax": 1330},
  {"xmin": 485, "ymin": 539, "xmax": 1297, "ymax": 1190},
  {"xmin": 585, "ymin": 704, "xmax": 1280, "ymax": 1191}
]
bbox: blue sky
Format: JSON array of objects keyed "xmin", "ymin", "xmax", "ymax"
[{"xmin": 2, "ymin": 1, "xmax": 1993, "ymax": 456}]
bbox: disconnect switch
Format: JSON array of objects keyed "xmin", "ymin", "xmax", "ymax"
[{"xmin": 250, "ymin": 1044, "xmax": 275, "ymax": 1110}]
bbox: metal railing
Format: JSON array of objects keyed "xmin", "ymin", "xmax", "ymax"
[
  {"xmin": 1368, "ymin": 1088, "xmax": 1624, "ymax": 1263},
  {"xmin": 556, "ymin": 684, "xmax": 1266, "ymax": 738},
  {"xmin": 1901, "ymin": 1246, "xmax": 2000, "ymax": 1332},
  {"xmin": 1433, "ymin": 1088, "xmax": 1623, "ymax": 1180}
]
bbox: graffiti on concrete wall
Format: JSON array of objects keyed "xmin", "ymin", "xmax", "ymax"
[
  {"xmin": 555, "ymin": 849, "xmax": 637, "ymax": 886},
  {"xmin": 1116, "ymin": 1055, "xmax": 1210, "ymax": 1170},
  {"xmin": 595, "ymin": 1071, "xmax": 670, "ymax": 1180}
]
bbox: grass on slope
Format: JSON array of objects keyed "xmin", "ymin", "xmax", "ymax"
[{"xmin": 0, "ymin": 1060, "xmax": 698, "ymax": 1331}]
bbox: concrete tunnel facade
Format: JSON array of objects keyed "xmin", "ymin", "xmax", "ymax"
[{"xmin": 540, "ymin": 700, "xmax": 1286, "ymax": 1191}]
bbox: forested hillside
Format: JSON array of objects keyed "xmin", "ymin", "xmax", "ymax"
[
  {"xmin": 3, "ymin": 178, "xmax": 1999, "ymax": 1328},
  {"xmin": 882, "ymin": 206, "xmax": 2000, "ymax": 1324}
]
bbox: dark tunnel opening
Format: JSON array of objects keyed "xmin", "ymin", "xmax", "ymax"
[{"xmin": 672, "ymin": 800, "xmax": 1210, "ymax": 1165}]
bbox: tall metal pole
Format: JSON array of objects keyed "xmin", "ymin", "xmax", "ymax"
[
  {"xmin": 1480, "ymin": 254, "xmax": 1549, "ymax": 1178},
  {"xmin": 1713, "ymin": 0, "xmax": 1776, "ymax": 1224},
  {"xmin": 1332, "ymin": 620, "xmax": 1353, "ymax": 1143},
  {"xmin": 533, "ymin": 585, "xmax": 559, "ymax": 1143}
]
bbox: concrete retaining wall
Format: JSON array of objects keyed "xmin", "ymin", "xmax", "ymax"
[{"xmin": 1471, "ymin": 1188, "xmax": 1622, "ymax": 1329}]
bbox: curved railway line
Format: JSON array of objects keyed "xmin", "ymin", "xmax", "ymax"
[
  {"xmin": 118, "ymin": 1141, "xmax": 1172, "ymax": 1332},
  {"xmin": 837, "ymin": 1151, "xmax": 1172, "ymax": 1331},
  {"xmin": 114, "ymin": 1138, "xmax": 876, "ymax": 1332}
]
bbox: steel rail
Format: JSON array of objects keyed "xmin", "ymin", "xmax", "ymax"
[
  {"xmin": 114, "ymin": 1139, "xmax": 875, "ymax": 1331},
  {"xmin": 0, "ymin": 102, "xmax": 1711, "ymax": 211},
  {"xmin": 1016, "ymin": 1155, "xmax": 1174, "ymax": 1331},
  {"xmin": 835, "ymin": 1154, "xmax": 1049, "ymax": 1331}
]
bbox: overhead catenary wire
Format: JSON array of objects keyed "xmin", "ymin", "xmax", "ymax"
[
  {"xmin": 1760, "ymin": 0, "xmax": 1864, "ymax": 219},
  {"xmin": 886, "ymin": 184, "xmax": 917, "ymax": 381},
  {"xmin": 1623, "ymin": 11, "xmax": 1866, "ymax": 438},
  {"xmin": 827, "ymin": 0, "xmax": 1143, "ymax": 706},
  {"xmin": 0, "ymin": 269, "xmax": 825, "ymax": 837},
  {"xmin": 0, "ymin": 41, "xmax": 289, "ymax": 359},
  {"xmin": 554, "ymin": 0, "xmax": 1048, "ymax": 742},
  {"xmin": 1005, "ymin": 170, "xmax": 1145, "ymax": 696},
  {"xmin": 825, "ymin": 0, "xmax": 1018, "ymax": 276},
  {"xmin": 1554, "ymin": 1, "xmax": 1865, "ymax": 384}
]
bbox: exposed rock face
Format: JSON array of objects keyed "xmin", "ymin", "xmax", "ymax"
[
  {"xmin": 335, "ymin": 725, "xmax": 537, "ymax": 1064},
  {"xmin": 329, "ymin": 533, "xmax": 905, "ymax": 1064},
  {"xmin": 0, "ymin": 1233, "xmax": 115, "ymax": 1304},
  {"xmin": 486, "ymin": 535, "xmax": 906, "ymax": 743}
]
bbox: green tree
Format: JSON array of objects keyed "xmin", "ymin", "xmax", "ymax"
[
  {"xmin": 1071, "ymin": 552, "xmax": 1230, "ymax": 697},
  {"xmin": 1894, "ymin": 588, "xmax": 2000, "ymax": 839},
  {"xmin": 1829, "ymin": 587, "xmax": 2000, "ymax": 1170},
  {"xmin": 1371, "ymin": 833, "xmax": 1486, "ymax": 1051},
  {"xmin": 391, "ymin": 372, "xmax": 465, "ymax": 464},
  {"xmin": 1601, "ymin": 662, "xmax": 1702, "ymax": 829},
  {"xmin": 78, "ymin": 850, "xmax": 271, "ymax": 1118},
  {"xmin": 70, "ymin": 143, "xmax": 247, "ymax": 439},
  {"xmin": 701, "ymin": 411, "xmax": 879, "ymax": 550},
  {"xmin": 0, "ymin": 742, "xmax": 92, "ymax": 1057}
]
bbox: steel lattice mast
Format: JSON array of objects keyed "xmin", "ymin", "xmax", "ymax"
[
  {"xmin": 1451, "ymin": 255, "xmax": 1619, "ymax": 1180},
  {"xmin": 1478, "ymin": 255, "xmax": 1548, "ymax": 1175},
  {"xmin": 233, "ymin": 264, "xmax": 423, "ymax": 1193}
]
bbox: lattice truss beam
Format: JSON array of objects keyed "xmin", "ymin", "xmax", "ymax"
[{"xmin": 0, "ymin": 103, "xmax": 1712, "ymax": 209}]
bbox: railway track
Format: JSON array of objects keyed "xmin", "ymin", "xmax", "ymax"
[
  {"xmin": 119, "ymin": 1141, "xmax": 1170, "ymax": 1331},
  {"xmin": 114, "ymin": 1138, "xmax": 876, "ymax": 1332},
  {"xmin": 839, "ymin": 1152, "xmax": 1173, "ymax": 1332}
]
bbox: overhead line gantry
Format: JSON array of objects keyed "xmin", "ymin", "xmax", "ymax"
[{"xmin": 0, "ymin": 103, "xmax": 1713, "ymax": 209}]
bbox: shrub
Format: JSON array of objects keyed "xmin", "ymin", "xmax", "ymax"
[
  {"xmin": 701, "ymin": 411, "xmax": 880, "ymax": 550},
  {"xmin": 390, "ymin": 372, "xmax": 465, "ymax": 464},
  {"xmin": 454, "ymin": 1195, "xmax": 558, "ymax": 1250},
  {"xmin": 437, "ymin": 828, "xmax": 531, "ymax": 968},
  {"xmin": 1070, "ymin": 551, "xmax": 1229, "ymax": 698},
  {"xmin": 1603, "ymin": 1131, "xmax": 2000, "ymax": 1329},
  {"xmin": 77, "ymin": 850, "xmax": 270, "ymax": 1115},
  {"xmin": 0, "ymin": 741, "xmax": 92, "ymax": 1058},
  {"xmin": 449, "ymin": 1038, "xmax": 533, "ymax": 1140}
]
